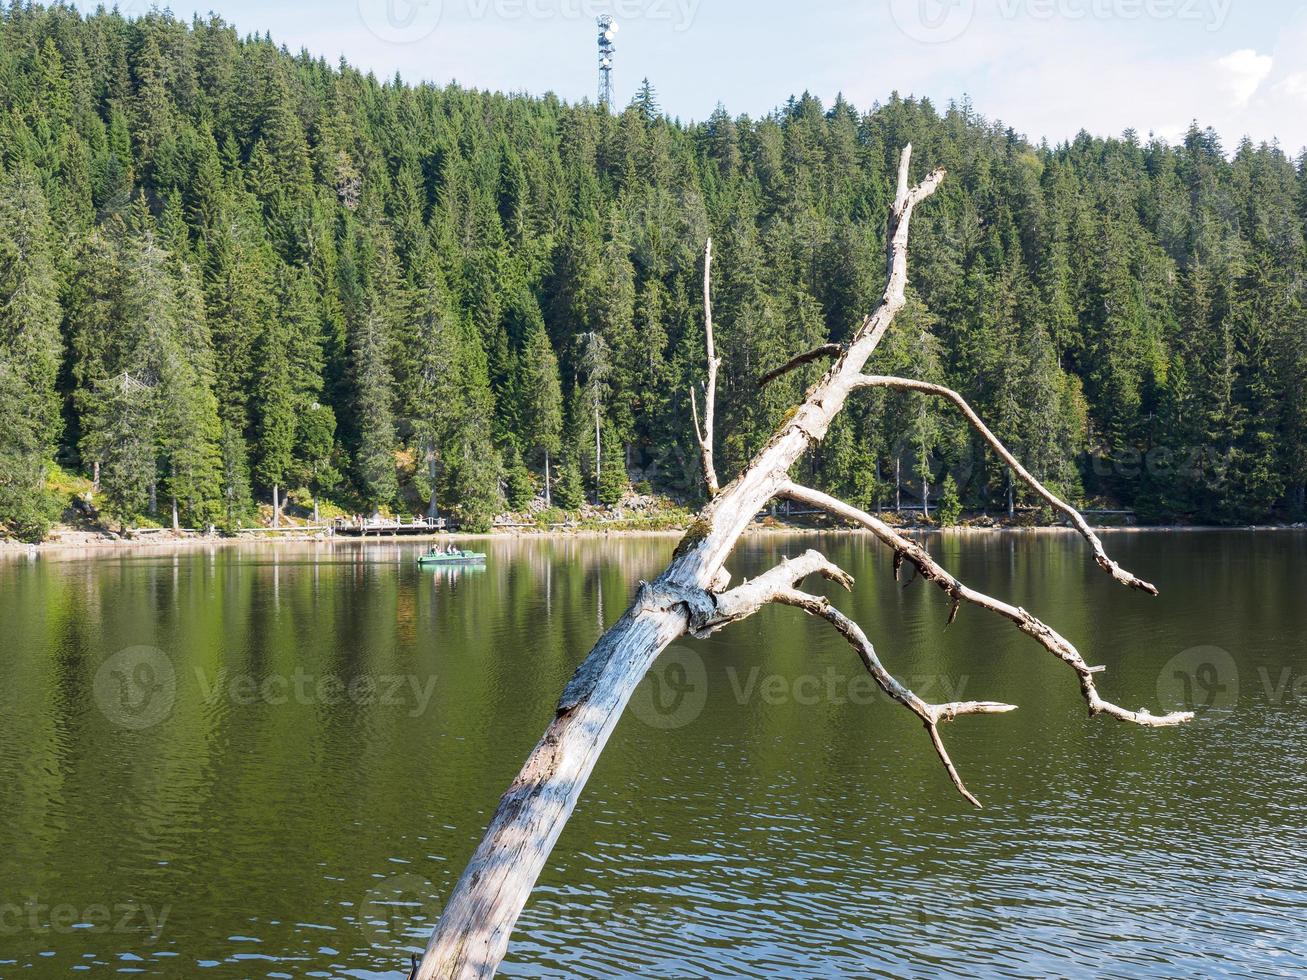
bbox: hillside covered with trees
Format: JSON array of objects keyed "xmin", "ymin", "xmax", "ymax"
[{"xmin": 0, "ymin": 3, "xmax": 1305, "ymax": 539}]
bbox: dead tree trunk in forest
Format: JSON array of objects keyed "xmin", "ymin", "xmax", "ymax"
[
  {"xmin": 414, "ymin": 146, "xmax": 1192, "ymax": 979},
  {"xmin": 690, "ymin": 237, "xmax": 721, "ymax": 497}
]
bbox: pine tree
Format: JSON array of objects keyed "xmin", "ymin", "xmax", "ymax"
[
  {"xmin": 295, "ymin": 402, "xmax": 340, "ymax": 522},
  {"xmin": 0, "ymin": 168, "xmax": 62, "ymax": 538},
  {"xmin": 352, "ymin": 301, "xmax": 398, "ymax": 511},
  {"xmin": 552, "ymin": 450, "xmax": 585, "ymax": 511},
  {"xmin": 937, "ymin": 474, "xmax": 962, "ymax": 526},
  {"xmin": 90, "ymin": 370, "xmax": 158, "ymax": 527},
  {"xmin": 445, "ymin": 415, "xmax": 501, "ymax": 532},
  {"xmin": 521, "ymin": 316, "xmax": 563, "ymax": 504},
  {"xmin": 220, "ymin": 420, "xmax": 253, "ymax": 531},
  {"xmin": 597, "ymin": 422, "xmax": 628, "ymax": 506},
  {"xmin": 577, "ymin": 331, "xmax": 612, "ymax": 501},
  {"xmin": 405, "ymin": 260, "xmax": 466, "ymax": 518},
  {"xmin": 254, "ymin": 323, "xmax": 296, "ymax": 525},
  {"xmin": 632, "ymin": 78, "xmax": 660, "ymax": 123},
  {"xmin": 503, "ymin": 443, "xmax": 534, "ymax": 511}
]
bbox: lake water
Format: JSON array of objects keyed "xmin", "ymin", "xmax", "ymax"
[{"xmin": 1, "ymin": 531, "xmax": 1305, "ymax": 978}]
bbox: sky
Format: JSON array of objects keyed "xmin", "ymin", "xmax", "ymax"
[{"xmin": 99, "ymin": 0, "xmax": 1307, "ymax": 152}]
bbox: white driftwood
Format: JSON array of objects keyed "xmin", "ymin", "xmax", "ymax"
[{"xmin": 414, "ymin": 146, "xmax": 1189, "ymax": 979}]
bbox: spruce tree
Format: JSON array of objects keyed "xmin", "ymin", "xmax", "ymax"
[
  {"xmin": 352, "ymin": 302, "xmax": 398, "ymax": 511},
  {"xmin": 220, "ymin": 420, "xmax": 253, "ymax": 531},
  {"xmin": 521, "ymin": 317, "xmax": 563, "ymax": 504},
  {"xmin": 254, "ymin": 324, "xmax": 297, "ymax": 524},
  {"xmin": 295, "ymin": 402, "xmax": 340, "ymax": 522},
  {"xmin": 597, "ymin": 423, "xmax": 628, "ymax": 506},
  {"xmin": 503, "ymin": 443, "xmax": 534, "ymax": 511},
  {"xmin": 0, "ymin": 169, "xmax": 62, "ymax": 538},
  {"xmin": 552, "ymin": 451, "xmax": 585, "ymax": 511}
]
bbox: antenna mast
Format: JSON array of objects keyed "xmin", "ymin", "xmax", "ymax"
[{"xmin": 597, "ymin": 15, "xmax": 618, "ymax": 108}]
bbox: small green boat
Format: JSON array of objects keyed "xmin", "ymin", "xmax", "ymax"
[{"xmin": 417, "ymin": 547, "xmax": 487, "ymax": 566}]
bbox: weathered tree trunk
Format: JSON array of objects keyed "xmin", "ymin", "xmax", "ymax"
[
  {"xmin": 413, "ymin": 148, "xmax": 1190, "ymax": 979},
  {"xmin": 416, "ymin": 148, "xmax": 944, "ymax": 979},
  {"xmin": 272, "ymin": 485, "xmax": 281, "ymax": 528},
  {"xmin": 544, "ymin": 451, "xmax": 552, "ymax": 508}
]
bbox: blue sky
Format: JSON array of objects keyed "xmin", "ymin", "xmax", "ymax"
[{"xmin": 101, "ymin": 0, "xmax": 1307, "ymax": 151}]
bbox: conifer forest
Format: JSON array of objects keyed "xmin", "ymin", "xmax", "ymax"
[{"xmin": 1, "ymin": 3, "xmax": 1306, "ymax": 541}]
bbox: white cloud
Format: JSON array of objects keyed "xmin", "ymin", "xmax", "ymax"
[
  {"xmin": 1272, "ymin": 72, "xmax": 1307, "ymax": 102},
  {"xmin": 1215, "ymin": 48, "xmax": 1273, "ymax": 106},
  {"xmin": 832, "ymin": 5, "xmax": 1307, "ymax": 155}
]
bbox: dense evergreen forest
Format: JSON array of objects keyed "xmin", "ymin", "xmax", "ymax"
[{"xmin": 1, "ymin": 3, "xmax": 1305, "ymax": 540}]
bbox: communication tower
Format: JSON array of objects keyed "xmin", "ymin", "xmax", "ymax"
[{"xmin": 597, "ymin": 16, "xmax": 618, "ymax": 107}]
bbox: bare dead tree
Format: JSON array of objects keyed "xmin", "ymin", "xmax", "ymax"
[
  {"xmin": 689, "ymin": 237, "xmax": 721, "ymax": 496},
  {"xmin": 414, "ymin": 146, "xmax": 1192, "ymax": 979}
]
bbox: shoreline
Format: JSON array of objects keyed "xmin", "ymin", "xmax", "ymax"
[{"xmin": 4, "ymin": 520, "xmax": 1305, "ymax": 559}]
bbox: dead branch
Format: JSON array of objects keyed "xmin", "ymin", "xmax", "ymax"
[
  {"xmin": 690, "ymin": 239, "xmax": 721, "ymax": 496},
  {"xmin": 694, "ymin": 548, "xmax": 853, "ymax": 634},
  {"xmin": 757, "ymin": 343, "xmax": 843, "ymax": 388},
  {"xmin": 771, "ymin": 589, "xmax": 1015, "ymax": 808},
  {"xmin": 693, "ymin": 548, "xmax": 1015, "ymax": 806},
  {"xmin": 413, "ymin": 146, "xmax": 1189, "ymax": 980},
  {"xmin": 778, "ymin": 482, "xmax": 1193, "ymax": 728},
  {"xmin": 852, "ymin": 374, "xmax": 1157, "ymax": 594}
]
